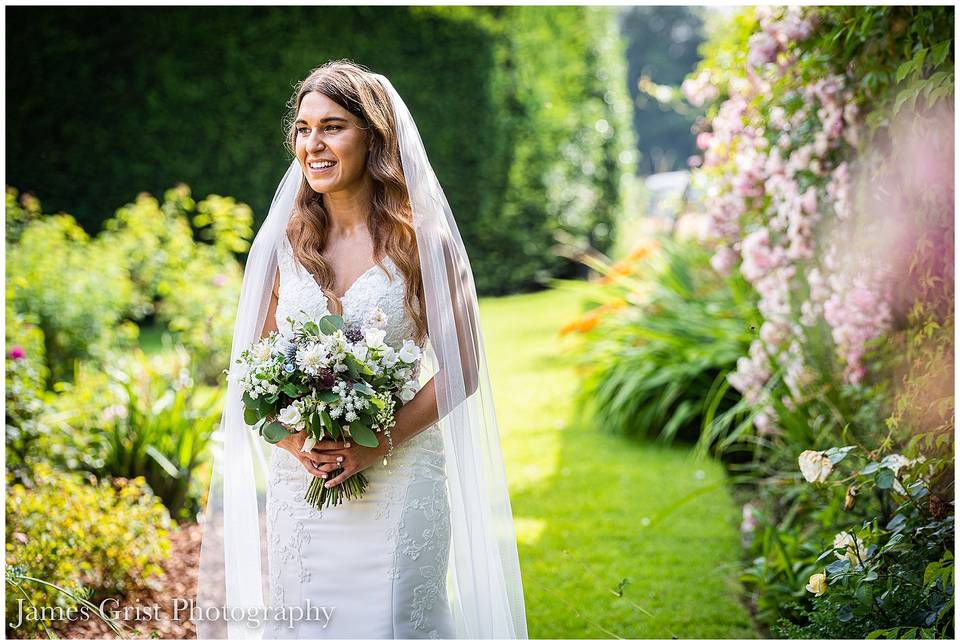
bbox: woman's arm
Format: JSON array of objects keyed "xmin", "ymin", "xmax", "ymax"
[
  {"xmin": 259, "ymin": 267, "xmax": 281, "ymax": 339},
  {"xmin": 381, "ymin": 376, "xmax": 440, "ymax": 449}
]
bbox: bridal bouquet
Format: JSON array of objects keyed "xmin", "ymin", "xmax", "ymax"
[{"xmin": 230, "ymin": 307, "xmax": 423, "ymax": 511}]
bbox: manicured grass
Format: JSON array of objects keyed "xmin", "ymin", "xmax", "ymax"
[{"xmin": 478, "ymin": 285, "xmax": 756, "ymax": 639}]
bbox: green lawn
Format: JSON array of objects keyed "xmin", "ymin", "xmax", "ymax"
[{"xmin": 479, "ymin": 285, "xmax": 756, "ymax": 639}]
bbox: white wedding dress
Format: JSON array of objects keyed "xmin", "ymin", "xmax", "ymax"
[{"xmin": 264, "ymin": 233, "xmax": 456, "ymax": 639}]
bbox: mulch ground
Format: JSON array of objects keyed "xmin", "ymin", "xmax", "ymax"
[{"xmin": 51, "ymin": 522, "xmax": 201, "ymax": 640}]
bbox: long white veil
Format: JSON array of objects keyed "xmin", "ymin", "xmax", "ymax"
[{"xmin": 194, "ymin": 72, "xmax": 528, "ymax": 639}]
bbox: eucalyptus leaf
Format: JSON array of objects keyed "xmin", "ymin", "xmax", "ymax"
[
  {"xmin": 262, "ymin": 421, "xmax": 290, "ymax": 444},
  {"xmin": 347, "ymin": 421, "xmax": 380, "ymax": 447},
  {"xmin": 318, "ymin": 391, "xmax": 339, "ymax": 403},
  {"xmin": 243, "ymin": 406, "xmax": 260, "ymax": 426},
  {"xmin": 353, "ymin": 382, "xmax": 375, "ymax": 396}
]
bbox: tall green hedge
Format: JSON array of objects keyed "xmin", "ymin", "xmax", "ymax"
[{"xmin": 7, "ymin": 6, "xmax": 635, "ymax": 294}]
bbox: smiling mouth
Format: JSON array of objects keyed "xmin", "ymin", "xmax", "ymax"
[{"xmin": 307, "ymin": 160, "xmax": 337, "ymax": 174}]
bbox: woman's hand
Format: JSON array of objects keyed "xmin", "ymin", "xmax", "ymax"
[
  {"xmin": 316, "ymin": 432, "xmax": 389, "ymax": 489},
  {"xmin": 276, "ymin": 430, "xmax": 352, "ymax": 480}
]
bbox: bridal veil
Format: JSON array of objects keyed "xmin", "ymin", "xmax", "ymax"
[{"xmin": 195, "ymin": 72, "xmax": 528, "ymax": 639}]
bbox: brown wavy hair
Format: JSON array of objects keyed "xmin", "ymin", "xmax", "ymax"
[{"xmin": 281, "ymin": 59, "xmax": 427, "ymax": 344}]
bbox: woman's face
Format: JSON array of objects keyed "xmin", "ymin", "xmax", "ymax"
[{"xmin": 295, "ymin": 91, "xmax": 370, "ymax": 195}]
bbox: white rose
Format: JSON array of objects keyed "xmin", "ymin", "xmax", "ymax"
[
  {"xmin": 364, "ymin": 326, "xmax": 386, "ymax": 349},
  {"xmin": 350, "ymin": 341, "xmax": 368, "ymax": 362},
  {"xmin": 832, "ymin": 531, "xmax": 866, "ymax": 567},
  {"xmin": 380, "ymin": 346, "xmax": 398, "ymax": 367},
  {"xmin": 805, "ymin": 572, "xmax": 826, "ymax": 597},
  {"xmin": 798, "ymin": 450, "xmax": 833, "ymax": 483},
  {"xmin": 278, "ymin": 403, "xmax": 303, "ymax": 427},
  {"xmin": 398, "ymin": 339, "xmax": 421, "ymax": 364}
]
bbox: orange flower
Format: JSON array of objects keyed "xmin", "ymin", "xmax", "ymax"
[{"xmin": 558, "ymin": 299, "xmax": 627, "ymax": 336}]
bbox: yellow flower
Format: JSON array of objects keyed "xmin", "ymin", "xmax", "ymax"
[{"xmin": 805, "ymin": 572, "xmax": 827, "ymax": 597}]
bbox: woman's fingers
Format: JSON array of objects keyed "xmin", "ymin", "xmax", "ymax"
[
  {"xmin": 303, "ymin": 452, "xmax": 344, "ymax": 466},
  {"xmin": 314, "ymin": 460, "xmax": 347, "ymax": 474},
  {"xmin": 312, "ymin": 439, "xmax": 352, "ymax": 451},
  {"xmin": 299, "ymin": 458, "xmax": 327, "ymax": 478}
]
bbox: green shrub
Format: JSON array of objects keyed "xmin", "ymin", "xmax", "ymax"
[
  {"xmin": 7, "ymin": 6, "xmax": 634, "ymax": 295},
  {"xmin": 562, "ymin": 235, "xmax": 756, "ymax": 444},
  {"xmin": 46, "ymin": 347, "xmax": 223, "ymax": 521},
  {"xmin": 100, "ymin": 184, "xmax": 248, "ymax": 383},
  {"xmin": 4, "ymin": 306, "xmax": 52, "ymax": 485},
  {"xmin": 767, "ymin": 444, "xmax": 954, "ymax": 638},
  {"xmin": 6, "ymin": 199, "xmax": 140, "ymax": 383},
  {"xmin": 5, "ymin": 462, "xmax": 173, "ymax": 638}
]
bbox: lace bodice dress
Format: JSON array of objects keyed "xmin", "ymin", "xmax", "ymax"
[{"xmin": 265, "ymin": 233, "xmax": 454, "ymax": 639}]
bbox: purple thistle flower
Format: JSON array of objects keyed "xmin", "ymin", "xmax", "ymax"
[
  {"xmin": 317, "ymin": 369, "xmax": 336, "ymax": 390},
  {"xmin": 345, "ymin": 326, "xmax": 363, "ymax": 343}
]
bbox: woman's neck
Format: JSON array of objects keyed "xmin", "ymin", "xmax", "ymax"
[{"xmin": 322, "ymin": 178, "xmax": 373, "ymax": 238}]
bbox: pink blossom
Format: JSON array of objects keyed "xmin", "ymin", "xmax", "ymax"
[
  {"xmin": 9, "ymin": 345, "xmax": 25, "ymax": 360},
  {"xmin": 748, "ymin": 31, "xmax": 781, "ymax": 68}
]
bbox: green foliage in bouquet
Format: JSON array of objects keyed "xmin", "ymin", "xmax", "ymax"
[
  {"xmin": 5, "ymin": 462, "xmax": 172, "ymax": 638},
  {"xmin": 237, "ymin": 311, "xmax": 420, "ymax": 511}
]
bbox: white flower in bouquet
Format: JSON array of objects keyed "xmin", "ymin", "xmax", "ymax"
[
  {"xmin": 251, "ymin": 341, "xmax": 274, "ymax": 364},
  {"xmin": 296, "ymin": 342, "xmax": 328, "ymax": 375},
  {"xmin": 350, "ymin": 342, "xmax": 369, "ymax": 362},
  {"xmin": 399, "ymin": 379, "xmax": 419, "ymax": 403},
  {"xmin": 364, "ymin": 326, "xmax": 387, "ymax": 349},
  {"xmin": 278, "ymin": 401, "xmax": 304, "ymax": 428},
  {"xmin": 398, "ymin": 339, "xmax": 421, "ymax": 364},
  {"xmin": 229, "ymin": 361, "xmax": 251, "ymax": 387},
  {"xmin": 380, "ymin": 345, "xmax": 398, "ymax": 367},
  {"xmin": 300, "ymin": 431, "xmax": 323, "ymax": 453}
]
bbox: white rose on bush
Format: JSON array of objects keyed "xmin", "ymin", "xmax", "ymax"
[
  {"xmin": 798, "ymin": 449, "xmax": 834, "ymax": 483},
  {"xmin": 832, "ymin": 530, "xmax": 866, "ymax": 567}
]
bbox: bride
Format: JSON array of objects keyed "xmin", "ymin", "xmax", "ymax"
[{"xmin": 195, "ymin": 60, "xmax": 528, "ymax": 640}]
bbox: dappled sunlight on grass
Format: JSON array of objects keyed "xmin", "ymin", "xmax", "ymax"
[{"xmin": 478, "ymin": 285, "xmax": 755, "ymax": 638}]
